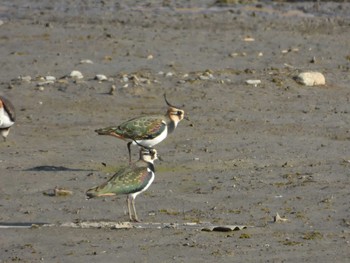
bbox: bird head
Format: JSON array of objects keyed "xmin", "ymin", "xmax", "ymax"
[{"xmin": 164, "ymin": 93, "xmax": 185, "ymax": 125}]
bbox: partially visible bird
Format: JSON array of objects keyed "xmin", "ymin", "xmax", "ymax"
[
  {"xmin": 86, "ymin": 148, "xmax": 158, "ymax": 222},
  {"xmin": 0, "ymin": 96, "xmax": 16, "ymax": 141},
  {"xmin": 95, "ymin": 94, "xmax": 184, "ymax": 163}
]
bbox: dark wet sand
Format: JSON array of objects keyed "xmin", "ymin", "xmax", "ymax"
[{"xmin": 1, "ymin": 1, "xmax": 350, "ymax": 262}]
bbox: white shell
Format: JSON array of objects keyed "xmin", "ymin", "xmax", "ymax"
[
  {"xmin": 70, "ymin": 70, "xmax": 84, "ymax": 79},
  {"xmin": 296, "ymin": 72, "xmax": 325, "ymax": 86}
]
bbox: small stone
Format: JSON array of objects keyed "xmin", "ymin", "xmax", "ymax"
[
  {"xmin": 95, "ymin": 74, "xmax": 107, "ymax": 81},
  {"xmin": 79, "ymin": 59, "xmax": 93, "ymax": 64},
  {"xmin": 70, "ymin": 70, "xmax": 84, "ymax": 79},
  {"xmin": 45, "ymin": 76, "xmax": 56, "ymax": 81},
  {"xmin": 147, "ymin": 54, "xmax": 153, "ymax": 60},
  {"xmin": 295, "ymin": 72, "xmax": 325, "ymax": 86},
  {"xmin": 43, "ymin": 187, "xmax": 73, "ymax": 197},
  {"xmin": 109, "ymin": 85, "xmax": 116, "ymax": 95},
  {"xmin": 310, "ymin": 57, "xmax": 316, "ymax": 63},
  {"xmin": 199, "ymin": 75, "xmax": 210, "ymax": 80},
  {"xmin": 20, "ymin": 76, "xmax": 32, "ymax": 82},
  {"xmin": 274, "ymin": 212, "xmax": 288, "ymax": 223},
  {"xmin": 245, "ymin": 79, "xmax": 261, "ymax": 86},
  {"xmin": 165, "ymin": 72, "xmax": 174, "ymax": 77},
  {"xmin": 243, "ymin": 37, "xmax": 255, "ymax": 42},
  {"xmin": 37, "ymin": 81, "xmax": 54, "ymax": 86}
]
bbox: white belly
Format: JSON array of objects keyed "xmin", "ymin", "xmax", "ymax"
[
  {"xmin": 133, "ymin": 127, "xmax": 168, "ymax": 148},
  {"xmin": 0, "ymin": 107, "xmax": 14, "ymax": 128}
]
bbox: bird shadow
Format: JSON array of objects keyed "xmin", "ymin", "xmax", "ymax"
[{"xmin": 24, "ymin": 165, "xmax": 93, "ymax": 172}]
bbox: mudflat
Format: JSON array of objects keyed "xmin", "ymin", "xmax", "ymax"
[{"xmin": 1, "ymin": 1, "xmax": 350, "ymax": 262}]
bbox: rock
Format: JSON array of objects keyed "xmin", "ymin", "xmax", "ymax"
[
  {"xmin": 43, "ymin": 187, "xmax": 73, "ymax": 197},
  {"xmin": 109, "ymin": 85, "xmax": 116, "ymax": 95},
  {"xmin": 295, "ymin": 72, "xmax": 325, "ymax": 86},
  {"xmin": 79, "ymin": 59, "xmax": 93, "ymax": 64},
  {"xmin": 243, "ymin": 37, "xmax": 255, "ymax": 42},
  {"xmin": 69, "ymin": 70, "xmax": 84, "ymax": 79},
  {"xmin": 245, "ymin": 79, "xmax": 261, "ymax": 86},
  {"xmin": 165, "ymin": 72, "xmax": 174, "ymax": 77},
  {"xmin": 19, "ymin": 75, "xmax": 32, "ymax": 82},
  {"xmin": 95, "ymin": 74, "xmax": 107, "ymax": 81},
  {"xmin": 273, "ymin": 212, "xmax": 288, "ymax": 223},
  {"xmin": 45, "ymin": 76, "xmax": 56, "ymax": 81},
  {"xmin": 37, "ymin": 81, "xmax": 54, "ymax": 86}
]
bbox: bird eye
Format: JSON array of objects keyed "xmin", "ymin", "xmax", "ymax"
[{"xmin": 177, "ymin": 111, "xmax": 182, "ymax": 116}]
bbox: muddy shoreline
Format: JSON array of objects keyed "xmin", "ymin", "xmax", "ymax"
[{"xmin": 1, "ymin": 1, "xmax": 350, "ymax": 262}]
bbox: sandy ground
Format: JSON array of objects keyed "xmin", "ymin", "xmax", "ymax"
[{"xmin": 1, "ymin": 0, "xmax": 350, "ymax": 262}]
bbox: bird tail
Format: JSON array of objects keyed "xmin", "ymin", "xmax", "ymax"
[
  {"xmin": 95, "ymin": 126, "xmax": 120, "ymax": 136},
  {"xmin": 86, "ymin": 183, "xmax": 116, "ymax": 198}
]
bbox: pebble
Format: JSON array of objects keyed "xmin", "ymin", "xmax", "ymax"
[
  {"xmin": 199, "ymin": 73, "xmax": 214, "ymax": 80},
  {"xmin": 245, "ymin": 79, "xmax": 261, "ymax": 86},
  {"xmin": 20, "ymin": 75, "xmax": 32, "ymax": 82},
  {"xmin": 70, "ymin": 70, "xmax": 83, "ymax": 79},
  {"xmin": 45, "ymin": 76, "xmax": 56, "ymax": 81},
  {"xmin": 95, "ymin": 74, "xmax": 107, "ymax": 81},
  {"xmin": 109, "ymin": 85, "xmax": 116, "ymax": 95},
  {"xmin": 166, "ymin": 72, "xmax": 174, "ymax": 77},
  {"xmin": 37, "ymin": 81, "xmax": 54, "ymax": 86},
  {"xmin": 295, "ymin": 72, "xmax": 325, "ymax": 86},
  {"xmin": 80, "ymin": 59, "xmax": 93, "ymax": 64},
  {"xmin": 244, "ymin": 37, "xmax": 255, "ymax": 42}
]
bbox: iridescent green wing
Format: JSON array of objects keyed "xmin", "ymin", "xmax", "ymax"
[
  {"xmin": 117, "ymin": 115, "xmax": 166, "ymax": 140},
  {"xmin": 99, "ymin": 166, "xmax": 152, "ymax": 195}
]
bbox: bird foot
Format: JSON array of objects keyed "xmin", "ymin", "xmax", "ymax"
[{"xmin": 130, "ymin": 217, "xmax": 141, "ymax": 223}]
